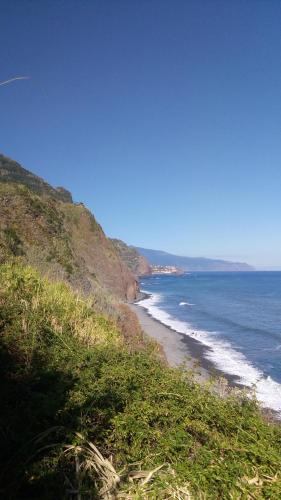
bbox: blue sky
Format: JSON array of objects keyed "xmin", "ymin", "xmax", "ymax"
[{"xmin": 1, "ymin": 0, "xmax": 281, "ymax": 268}]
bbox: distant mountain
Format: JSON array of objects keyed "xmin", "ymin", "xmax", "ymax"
[{"xmin": 134, "ymin": 247, "xmax": 254, "ymax": 272}]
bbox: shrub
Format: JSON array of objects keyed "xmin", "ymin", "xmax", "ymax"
[{"xmin": 0, "ymin": 263, "xmax": 280, "ymax": 498}]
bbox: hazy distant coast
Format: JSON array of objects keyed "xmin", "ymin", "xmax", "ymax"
[{"xmin": 135, "ymin": 247, "xmax": 254, "ymax": 272}]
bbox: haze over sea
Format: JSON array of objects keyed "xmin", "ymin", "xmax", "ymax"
[{"xmin": 139, "ymin": 272, "xmax": 281, "ymax": 415}]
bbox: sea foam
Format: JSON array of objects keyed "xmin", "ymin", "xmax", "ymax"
[{"xmin": 139, "ymin": 291, "xmax": 281, "ymax": 415}]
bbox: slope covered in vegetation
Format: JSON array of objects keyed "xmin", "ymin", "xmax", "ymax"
[
  {"xmin": 0, "ymin": 262, "xmax": 280, "ymax": 499},
  {"xmin": 0, "ymin": 154, "xmax": 73, "ymax": 202},
  {"xmin": 0, "ymin": 154, "xmax": 138, "ymax": 301},
  {"xmin": 110, "ymin": 238, "xmax": 151, "ymax": 277}
]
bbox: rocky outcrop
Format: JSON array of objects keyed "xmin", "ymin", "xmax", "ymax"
[
  {"xmin": 110, "ymin": 239, "xmax": 151, "ymax": 277},
  {"xmin": 55, "ymin": 186, "xmax": 73, "ymax": 203},
  {"xmin": 137, "ymin": 255, "xmax": 152, "ymax": 276},
  {"xmin": 62, "ymin": 204, "xmax": 139, "ymax": 301}
]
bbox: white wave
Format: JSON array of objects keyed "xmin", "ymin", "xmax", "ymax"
[
  {"xmin": 138, "ymin": 292, "xmax": 281, "ymax": 415},
  {"xmin": 179, "ymin": 301, "xmax": 194, "ymax": 306}
]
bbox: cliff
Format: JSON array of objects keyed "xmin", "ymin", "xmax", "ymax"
[
  {"xmin": 0, "ymin": 154, "xmax": 138, "ymax": 302},
  {"xmin": 110, "ymin": 238, "xmax": 151, "ymax": 276}
]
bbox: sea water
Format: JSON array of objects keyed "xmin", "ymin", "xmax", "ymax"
[{"xmin": 138, "ymin": 272, "xmax": 281, "ymax": 415}]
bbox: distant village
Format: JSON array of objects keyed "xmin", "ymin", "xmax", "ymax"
[{"xmin": 150, "ymin": 265, "xmax": 183, "ymax": 275}]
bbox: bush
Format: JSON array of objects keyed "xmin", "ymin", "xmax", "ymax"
[{"xmin": 0, "ymin": 263, "xmax": 280, "ymax": 498}]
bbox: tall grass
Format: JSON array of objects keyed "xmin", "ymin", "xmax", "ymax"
[
  {"xmin": 0, "ymin": 262, "xmax": 280, "ymax": 499},
  {"xmin": 0, "ymin": 262, "xmax": 120, "ymax": 350}
]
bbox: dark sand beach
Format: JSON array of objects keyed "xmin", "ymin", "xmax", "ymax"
[{"xmin": 130, "ymin": 301, "xmax": 241, "ymax": 388}]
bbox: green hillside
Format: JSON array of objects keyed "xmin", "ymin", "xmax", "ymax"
[
  {"xmin": 0, "ymin": 262, "xmax": 280, "ymax": 499},
  {"xmin": 0, "ymin": 154, "xmax": 73, "ymax": 202}
]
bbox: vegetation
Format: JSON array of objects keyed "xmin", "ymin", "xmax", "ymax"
[
  {"xmin": 0, "ymin": 262, "xmax": 280, "ymax": 499},
  {"xmin": 110, "ymin": 239, "xmax": 141, "ymax": 273},
  {"xmin": 110, "ymin": 238, "xmax": 151, "ymax": 276},
  {"xmin": 3, "ymin": 227, "xmax": 24, "ymax": 256},
  {"xmin": 0, "ymin": 154, "xmax": 73, "ymax": 202},
  {"xmin": 0, "ymin": 175, "xmax": 137, "ymax": 301}
]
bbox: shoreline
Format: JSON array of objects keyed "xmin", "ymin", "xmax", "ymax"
[
  {"xmin": 130, "ymin": 297, "xmax": 242, "ymax": 388},
  {"xmin": 131, "ymin": 292, "xmax": 281, "ymax": 423}
]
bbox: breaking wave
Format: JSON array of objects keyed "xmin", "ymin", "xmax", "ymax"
[{"xmin": 138, "ymin": 291, "xmax": 281, "ymax": 415}]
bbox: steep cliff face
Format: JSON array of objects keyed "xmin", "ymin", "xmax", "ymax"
[
  {"xmin": 0, "ymin": 154, "xmax": 138, "ymax": 301},
  {"xmin": 110, "ymin": 238, "xmax": 151, "ymax": 276},
  {"xmin": 61, "ymin": 204, "xmax": 139, "ymax": 300}
]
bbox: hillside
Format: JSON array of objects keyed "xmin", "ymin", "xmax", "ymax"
[
  {"xmin": 135, "ymin": 247, "xmax": 254, "ymax": 271},
  {"xmin": 0, "ymin": 155, "xmax": 280, "ymax": 498},
  {"xmin": 110, "ymin": 238, "xmax": 151, "ymax": 276},
  {"xmin": 0, "ymin": 154, "xmax": 73, "ymax": 202},
  {"xmin": 1, "ymin": 262, "xmax": 280, "ymax": 498},
  {"xmin": 0, "ymin": 154, "xmax": 138, "ymax": 302}
]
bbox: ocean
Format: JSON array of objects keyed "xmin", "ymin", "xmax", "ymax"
[{"xmin": 138, "ymin": 272, "xmax": 281, "ymax": 415}]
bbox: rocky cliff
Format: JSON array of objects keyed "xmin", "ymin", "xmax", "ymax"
[
  {"xmin": 0, "ymin": 154, "xmax": 138, "ymax": 302},
  {"xmin": 110, "ymin": 238, "xmax": 151, "ymax": 276}
]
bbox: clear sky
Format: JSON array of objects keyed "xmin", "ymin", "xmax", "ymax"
[{"xmin": 1, "ymin": 0, "xmax": 281, "ymax": 268}]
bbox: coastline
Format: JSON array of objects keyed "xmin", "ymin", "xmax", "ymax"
[
  {"xmin": 131, "ymin": 290, "xmax": 281, "ymax": 422},
  {"xmin": 130, "ymin": 297, "xmax": 241, "ymax": 388}
]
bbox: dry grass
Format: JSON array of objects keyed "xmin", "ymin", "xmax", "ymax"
[
  {"xmin": 65, "ymin": 433, "xmax": 120, "ymax": 499},
  {"xmin": 0, "ymin": 262, "xmax": 121, "ymax": 353},
  {"xmin": 64, "ymin": 434, "xmax": 169, "ymax": 499}
]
